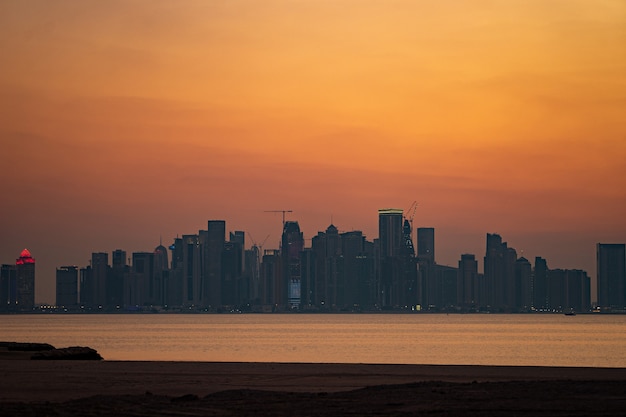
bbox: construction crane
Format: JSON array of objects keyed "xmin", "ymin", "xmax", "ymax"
[
  {"xmin": 248, "ymin": 232, "xmax": 270, "ymax": 252},
  {"xmin": 406, "ymin": 201, "xmax": 419, "ymax": 229},
  {"xmin": 264, "ymin": 210, "xmax": 293, "ymax": 227}
]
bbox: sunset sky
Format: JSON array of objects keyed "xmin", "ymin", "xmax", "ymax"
[{"xmin": 1, "ymin": 0, "xmax": 624, "ymax": 303}]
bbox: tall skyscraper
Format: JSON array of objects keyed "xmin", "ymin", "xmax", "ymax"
[
  {"xmin": 181, "ymin": 234, "xmax": 202, "ymax": 306},
  {"xmin": 458, "ymin": 254, "xmax": 478, "ymax": 307},
  {"xmin": 56, "ymin": 266, "xmax": 78, "ymax": 307},
  {"xmin": 126, "ymin": 252, "xmax": 155, "ymax": 307},
  {"xmin": 108, "ymin": 249, "xmax": 127, "ymax": 307},
  {"xmin": 221, "ymin": 241, "xmax": 242, "ymax": 306},
  {"xmin": 378, "ymin": 208, "xmax": 418, "ymax": 308},
  {"xmin": 379, "ymin": 209, "xmax": 404, "ymax": 258},
  {"xmin": 533, "ymin": 257, "xmax": 549, "ymax": 310},
  {"xmin": 16, "ymin": 249, "xmax": 35, "ymax": 310},
  {"xmin": 282, "ymin": 221, "xmax": 304, "ymax": 309},
  {"xmin": 205, "ymin": 220, "xmax": 226, "ymax": 307},
  {"xmin": 0, "ymin": 264, "xmax": 17, "ymax": 311},
  {"xmin": 417, "ymin": 227, "xmax": 435, "ymax": 308},
  {"xmin": 167, "ymin": 237, "xmax": 184, "ymax": 307},
  {"xmin": 514, "ymin": 257, "xmax": 532, "ymax": 310},
  {"xmin": 597, "ymin": 243, "xmax": 626, "ymax": 309},
  {"xmin": 91, "ymin": 252, "xmax": 109, "ymax": 307},
  {"xmin": 483, "ymin": 234, "xmax": 516, "ymax": 310},
  {"xmin": 417, "ymin": 227, "xmax": 435, "ymax": 264}
]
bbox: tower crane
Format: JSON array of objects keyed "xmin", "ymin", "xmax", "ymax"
[
  {"xmin": 406, "ymin": 201, "xmax": 419, "ymax": 229},
  {"xmin": 264, "ymin": 210, "xmax": 293, "ymax": 227}
]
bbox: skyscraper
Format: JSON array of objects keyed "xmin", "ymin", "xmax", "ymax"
[
  {"xmin": 205, "ymin": 220, "xmax": 226, "ymax": 307},
  {"xmin": 181, "ymin": 234, "xmax": 202, "ymax": 306},
  {"xmin": 483, "ymin": 234, "xmax": 516, "ymax": 310},
  {"xmin": 597, "ymin": 243, "xmax": 626, "ymax": 309},
  {"xmin": 417, "ymin": 227, "xmax": 435, "ymax": 308},
  {"xmin": 108, "ymin": 249, "xmax": 127, "ymax": 307},
  {"xmin": 282, "ymin": 221, "xmax": 304, "ymax": 309},
  {"xmin": 417, "ymin": 227, "xmax": 435, "ymax": 264},
  {"xmin": 16, "ymin": 249, "xmax": 35, "ymax": 310},
  {"xmin": 378, "ymin": 209, "xmax": 405, "ymax": 307},
  {"xmin": 533, "ymin": 257, "xmax": 549, "ymax": 310},
  {"xmin": 0, "ymin": 263, "xmax": 17, "ymax": 311},
  {"xmin": 91, "ymin": 252, "xmax": 108, "ymax": 307},
  {"xmin": 56, "ymin": 266, "xmax": 78, "ymax": 308},
  {"xmin": 458, "ymin": 254, "xmax": 478, "ymax": 308}
]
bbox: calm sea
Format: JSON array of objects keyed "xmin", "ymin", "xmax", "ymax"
[{"xmin": 2, "ymin": 314, "xmax": 625, "ymax": 367}]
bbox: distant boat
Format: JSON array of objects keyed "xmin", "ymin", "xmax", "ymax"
[{"xmin": 564, "ymin": 311, "xmax": 576, "ymax": 316}]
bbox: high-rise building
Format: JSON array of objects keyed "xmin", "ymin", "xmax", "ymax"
[
  {"xmin": 378, "ymin": 209, "xmax": 404, "ymax": 307},
  {"xmin": 205, "ymin": 220, "xmax": 226, "ymax": 307},
  {"xmin": 56, "ymin": 266, "xmax": 78, "ymax": 307},
  {"xmin": 151, "ymin": 244, "xmax": 169, "ymax": 306},
  {"xmin": 230, "ymin": 231, "xmax": 245, "ymax": 273},
  {"xmin": 0, "ymin": 264, "xmax": 17, "ymax": 311},
  {"xmin": 417, "ymin": 227, "xmax": 436, "ymax": 308},
  {"xmin": 417, "ymin": 228, "xmax": 435, "ymax": 265},
  {"xmin": 514, "ymin": 257, "xmax": 532, "ymax": 311},
  {"xmin": 181, "ymin": 234, "xmax": 202, "ymax": 306},
  {"xmin": 458, "ymin": 254, "xmax": 478, "ymax": 307},
  {"xmin": 483, "ymin": 234, "xmax": 516, "ymax": 310},
  {"xmin": 79, "ymin": 266, "xmax": 92, "ymax": 306},
  {"xmin": 108, "ymin": 249, "xmax": 127, "ymax": 307},
  {"xmin": 91, "ymin": 252, "xmax": 109, "ymax": 307},
  {"xmin": 261, "ymin": 249, "xmax": 281, "ymax": 308},
  {"xmin": 167, "ymin": 238, "xmax": 184, "ymax": 307},
  {"xmin": 597, "ymin": 243, "xmax": 626, "ymax": 309},
  {"xmin": 548, "ymin": 268, "xmax": 591, "ymax": 312},
  {"xmin": 16, "ymin": 249, "xmax": 35, "ymax": 310},
  {"xmin": 533, "ymin": 257, "xmax": 549, "ymax": 310},
  {"xmin": 221, "ymin": 241, "xmax": 242, "ymax": 306},
  {"xmin": 282, "ymin": 221, "xmax": 304, "ymax": 309},
  {"xmin": 244, "ymin": 245, "xmax": 261, "ymax": 305},
  {"xmin": 126, "ymin": 252, "xmax": 155, "ymax": 307}
]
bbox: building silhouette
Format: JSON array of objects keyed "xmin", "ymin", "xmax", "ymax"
[
  {"xmin": 458, "ymin": 254, "xmax": 478, "ymax": 308},
  {"xmin": 484, "ymin": 234, "xmax": 517, "ymax": 310},
  {"xmin": 108, "ymin": 249, "xmax": 126, "ymax": 307},
  {"xmin": 91, "ymin": 252, "xmax": 109, "ymax": 307},
  {"xmin": 16, "ymin": 249, "xmax": 35, "ymax": 311},
  {"xmin": 36, "ymin": 209, "xmax": 595, "ymax": 313},
  {"xmin": 56, "ymin": 266, "xmax": 78, "ymax": 307},
  {"xmin": 282, "ymin": 221, "xmax": 304, "ymax": 309},
  {"xmin": 205, "ymin": 220, "xmax": 226, "ymax": 307},
  {"xmin": 533, "ymin": 257, "xmax": 549, "ymax": 310},
  {"xmin": 417, "ymin": 228, "xmax": 437, "ymax": 309},
  {"xmin": 378, "ymin": 209, "xmax": 405, "ymax": 307},
  {"xmin": 0, "ymin": 263, "xmax": 17, "ymax": 311},
  {"xmin": 514, "ymin": 257, "xmax": 532, "ymax": 310},
  {"xmin": 597, "ymin": 243, "xmax": 626, "ymax": 310}
]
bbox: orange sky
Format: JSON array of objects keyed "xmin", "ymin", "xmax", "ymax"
[{"xmin": 1, "ymin": 0, "xmax": 625, "ymax": 303}]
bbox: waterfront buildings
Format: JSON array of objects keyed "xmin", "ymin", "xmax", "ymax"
[
  {"xmin": 1, "ymin": 249, "xmax": 36, "ymax": 311},
  {"xmin": 597, "ymin": 243, "xmax": 626, "ymax": 310},
  {"xmin": 56, "ymin": 266, "xmax": 78, "ymax": 307},
  {"xmin": 5, "ymin": 211, "xmax": 615, "ymax": 313}
]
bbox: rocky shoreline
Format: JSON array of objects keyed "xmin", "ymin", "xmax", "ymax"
[{"xmin": 0, "ymin": 341, "xmax": 103, "ymax": 360}]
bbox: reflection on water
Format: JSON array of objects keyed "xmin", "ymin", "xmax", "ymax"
[{"xmin": 2, "ymin": 314, "xmax": 625, "ymax": 367}]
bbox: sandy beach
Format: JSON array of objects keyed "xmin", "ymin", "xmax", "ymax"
[{"xmin": 1, "ymin": 354, "xmax": 626, "ymax": 416}]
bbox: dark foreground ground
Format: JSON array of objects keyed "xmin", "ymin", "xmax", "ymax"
[{"xmin": 1, "ymin": 357, "xmax": 625, "ymax": 416}]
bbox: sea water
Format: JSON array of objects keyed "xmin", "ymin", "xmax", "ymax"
[{"xmin": 2, "ymin": 313, "xmax": 625, "ymax": 367}]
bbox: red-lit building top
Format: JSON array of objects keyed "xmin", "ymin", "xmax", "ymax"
[{"xmin": 16, "ymin": 248, "xmax": 35, "ymax": 265}]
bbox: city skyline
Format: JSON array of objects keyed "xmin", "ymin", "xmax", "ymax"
[
  {"xmin": 1, "ymin": 1, "xmax": 625, "ymax": 303},
  {"xmin": 1, "ymin": 209, "xmax": 622, "ymax": 307}
]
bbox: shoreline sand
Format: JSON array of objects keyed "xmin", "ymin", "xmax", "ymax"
[
  {"xmin": 2, "ymin": 341, "xmax": 625, "ymax": 417},
  {"xmin": 1, "ymin": 360, "xmax": 626, "ymax": 416}
]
